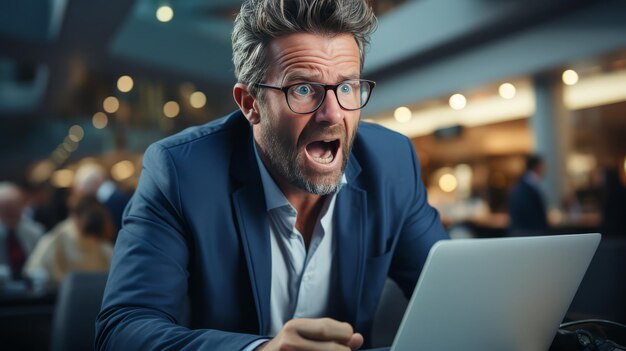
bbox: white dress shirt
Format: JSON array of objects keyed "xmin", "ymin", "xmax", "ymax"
[{"xmin": 244, "ymin": 143, "xmax": 346, "ymax": 350}]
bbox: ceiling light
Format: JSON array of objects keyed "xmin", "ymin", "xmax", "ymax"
[
  {"xmin": 438, "ymin": 173, "xmax": 458, "ymax": 193},
  {"xmin": 449, "ymin": 94, "xmax": 466, "ymax": 110},
  {"xmin": 498, "ymin": 83, "xmax": 516, "ymax": 99},
  {"xmin": 156, "ymin": 5, "xmax": 174, "ymax": 22},
  {"xmin": 190, "ymin": 91, "xmax": 206, "ymax": 108},
  {"xmin": 562, "ymin": 69, "xmax": 579, "ymax": 85},
  {"xmin": 51, "ymin": 149, "xmax": 68, "ymax": 164},
  {"xmin": 103, "ymin": 96, "xmax": 120, "ymax": 113},
  {"xmin": 393, "ymin": 106, "xmax": 412, "ymax": 123},
  {"xmin": 29, "ymin": 160, "xmax": 56, "ymax": 184},
  {"xmin": 51, "ymin": 169, "xmax": 74, "ymax": 188},
  {"xmin": 163, "ymin": 101, "xmax": 180, "ymax": 118},
  {"xmin": 68, "ymin": 125, "xmax": 84, "ymax": 142},
  {"xmin": 62, "ymin": 140, "xmax": 78, "ymax": 152},
  {"xmin": 117, "ymin": 75, "xmax": 134, "ymax": 93},
  {"xmin": 111, "ymin": 160, "xmax": 135, "ymax": 181},
  {"xmin": 92, "ymin": 112, "xmax": 108, "ymax": 129}
]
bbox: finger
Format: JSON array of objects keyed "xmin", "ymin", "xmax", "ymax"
[
  {"xmin": 289, "ymin": 335, "xmax": 352, "ymax": 351},
  {"xmin": 347, "ymin": 333, "xmax": 364, "ymax": 350},
  {"xmin": 270, "ymin": 331, "xmax": 352, "ymax": 351},
  {"xmin": 293, "ymin": 318, "xmax": 354, "ymax": 343}
]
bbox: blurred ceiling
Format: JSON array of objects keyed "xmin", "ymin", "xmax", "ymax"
[
  {"xmin": 1, "ymin": 0, "xmax": 617, "ymax": 120},
  {"xmin": 0, "ymin": 0, "xmax": 408, "ymax": 120}
]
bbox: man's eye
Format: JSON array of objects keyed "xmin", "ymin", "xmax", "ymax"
[
  {"xmin": 339, "ymin": 83, "xmax": 353, "ymax": 94},
  {"xmin": 293, "ymin": 85, "xmax": 312, "ymax": 95}
]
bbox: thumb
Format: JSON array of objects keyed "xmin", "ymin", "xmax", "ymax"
[{"xmin": 348, "ymin": 332, "xmax": 364, "ymax": 350}]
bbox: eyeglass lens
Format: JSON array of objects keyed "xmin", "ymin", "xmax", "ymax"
[{"xmin": 286, "ymin": 80, "xmax": 372, "ymax": 113}]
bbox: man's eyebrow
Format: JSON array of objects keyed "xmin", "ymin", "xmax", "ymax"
[
  {"xmin": 282, "ymin": 72, "xmax": 321, "ymax": 83},
  {"xmin": 338, "ymin": 73, "xmax": 361, "ymax": 81}
]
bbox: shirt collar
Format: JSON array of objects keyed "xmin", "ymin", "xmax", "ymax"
[{"xmin": 252, "ymin": 138, "xmax": 347, "ymax": 212}]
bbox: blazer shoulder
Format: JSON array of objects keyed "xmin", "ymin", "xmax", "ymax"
[
  {"xmin": 153, "ymin": 110, "xmax": 247, "ymax": 152},
  {"xmin": 354, "ymin": 121, "xmax": 416, "ymax": 164},
  {"xmin": 358, "ymin": 121, "xmax": 411, "ymax": 143}
]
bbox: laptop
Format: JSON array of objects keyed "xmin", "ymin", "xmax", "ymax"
[{"xmin": 385, "ymin": 233, "xmax": 601, "ymax": 351}]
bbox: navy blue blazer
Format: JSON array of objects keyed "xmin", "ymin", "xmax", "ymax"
[{"xmin": 96, "ymin": 111, "xmax": 448, "ymax": 350}]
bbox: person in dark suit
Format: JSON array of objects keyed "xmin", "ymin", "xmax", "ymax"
[
  {"xmin": 0, "ymin": 182, "xmax": 44, "ymax": 280},
  {"xmin": 600, "ymin": 167, "xmax": 626, "ymax": 237},
  {"xmin": 96, "ymin": 1, "xmax": 448, "ymax": 350},
  {"xmin": 508, "ymin": 155, "xmax": 549, "ymax": 234}
]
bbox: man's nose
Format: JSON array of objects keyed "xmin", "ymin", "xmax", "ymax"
[{"xmin": 314, "ymin": 89, "xmax": 344, "ymax": 125}]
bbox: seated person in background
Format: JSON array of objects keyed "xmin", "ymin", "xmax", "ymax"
[
  {"xmin": 508, "ymin": 154, "xmax": 549, "ymax": 235},
  {"xmin": 0, "ymin": 182, "xmax": 44, "ymax": 280},
  {"xmin": 23, "ymin": 195, "xmax": 114, "ymax": 285},
  {"xmin": 41, "ymin": 162, "xmax": 128, "ymax": 253},
  {"xmin": 73, "ymin": 162, "xmax": 131, "ymax": 235},
  {"xmin": 96, "ymin": 0, "xmax": 449, "ymax": 350}
]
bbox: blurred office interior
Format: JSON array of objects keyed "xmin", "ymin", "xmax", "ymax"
[
  {"xmin": 2, "ymin": 0, "xmax": 626, "ymax": 235},
  {"xmin": 1, "ymin": 0, "xmax": 626, "ymax": 349}
]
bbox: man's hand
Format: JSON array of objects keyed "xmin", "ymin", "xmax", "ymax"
[{"xmin": 257, "ymin": 318, "xmax": 364, "ymax": 351}]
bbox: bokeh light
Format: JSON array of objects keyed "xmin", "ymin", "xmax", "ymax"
[
  {"xmin": 449, "ymin": 94, "xmax": 467, "ymax": 110},
  {"xmin": 156, "ymin": 6, "xmax": 174, "ymax": 22},
  {"xmin": 394, "ymin": 106, "xmax": 412, "ymax": 123}
]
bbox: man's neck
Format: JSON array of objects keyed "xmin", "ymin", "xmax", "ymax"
[
  {"xmin": 280, "ymin": 182, "xmax": 326, "ymax": 249},
  {"xmin": 253, "ymin": 141, "xmax": 333, "ymax": 248}
]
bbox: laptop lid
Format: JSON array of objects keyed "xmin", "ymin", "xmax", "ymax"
[{"xmin": 391, "ymin": 233, "xmax": 601, "ymax": 351}]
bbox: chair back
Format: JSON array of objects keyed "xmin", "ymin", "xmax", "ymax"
[
  {"xmin": 371, "ymin": 278, "xmax": 409, "ymax": 347},
  {"xmin": 51, "ymin": 271, "xmax": 108, "ymax": 351},
  {"xmin": 568, "ymin": 237, "xmax": 626, "ymax": 324}
]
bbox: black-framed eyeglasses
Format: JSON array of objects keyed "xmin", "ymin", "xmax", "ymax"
[{"xmin": 254, "ymin": 79, "xmax": 376, "ymax": 114}]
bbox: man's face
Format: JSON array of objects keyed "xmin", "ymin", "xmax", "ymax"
[{"xmin": 253, "ymin": 33, "xmax": 361, "ymax": 195}]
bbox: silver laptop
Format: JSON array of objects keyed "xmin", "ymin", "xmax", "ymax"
[{"xmin": 390, "ymin": 233, "xmax": 601, "ymax": 351}]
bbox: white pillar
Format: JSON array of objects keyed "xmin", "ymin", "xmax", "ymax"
[{"xmin": 531, "ymin": 74, "xmax": 570, "ymax": 211}]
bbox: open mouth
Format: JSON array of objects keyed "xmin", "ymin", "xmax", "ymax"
[{"xmin": 305, "ymin": 139, "xmax": 340, "ymax": 165}]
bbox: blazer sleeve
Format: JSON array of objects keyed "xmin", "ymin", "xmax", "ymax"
[
  {"xmin": 95, "ymin": 143, "xmax": 264, "ymax": 351},
  {"xmin": 388, "ymin": 137, "xmax": 449, "ymax": 298}
]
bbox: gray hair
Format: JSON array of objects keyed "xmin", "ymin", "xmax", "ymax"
[{"xmin": 232, "ymin": 0, "xmax": 377, "ymax": 97}]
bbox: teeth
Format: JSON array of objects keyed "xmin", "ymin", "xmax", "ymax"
[{"xmin": 312, "ymin": 154, "xmax": 334, "ymax": 164}]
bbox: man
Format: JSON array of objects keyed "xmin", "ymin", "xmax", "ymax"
[
  {"xmin": 508, "ymin": 154, "xmax": 549, "ymax": 234},
  {"xmin": 0, "ymin": 182, "xmax": 44, "ymax": 280},
  {"xmin": 96, "ymin": 1, "xmax": 448, "ymax": 350}
]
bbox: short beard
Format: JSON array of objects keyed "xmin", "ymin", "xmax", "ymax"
[{"xmin": 257, "ymin": 120, "xmax": 356, "ymax": 196}]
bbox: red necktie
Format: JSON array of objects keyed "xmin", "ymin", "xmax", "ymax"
[{"xmin": 7, "ymin": 230, "xmax": 26, "ymax": 280}]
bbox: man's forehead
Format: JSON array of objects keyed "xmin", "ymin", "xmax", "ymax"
[{"xmin": 265, "ymin": 33, "xmax": 361, "ymax": 81}]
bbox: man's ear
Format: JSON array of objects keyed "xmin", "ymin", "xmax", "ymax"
[{"xmin": 233, "ymin": 83, "xmax": 261, "ymax": 125}]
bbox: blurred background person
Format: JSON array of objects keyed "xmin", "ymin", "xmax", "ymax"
[
  {"xmin": 600, "ymin": 166, "xmax": 626, "ymax": 237},
  {"xmin": 508, "ymin": 154, "xmax": 549, "ymax": 235},
  {"xmin": 0, "ymin": 182, "xmax": 45, "ymax": 281},
  {"xmin": 23, "ymin": 183, "xmax": 70, "ymax": 233},
  {"xmin": 44, "ymin": 162, "xmax": 130, "ymax": 245},
  {"xmin": 73, "ymin": 163, "xmax": 131, "ymax": 235},
  {"xmin": 23, "ymin": 195, "xmax": 114, "ymax": 285}
]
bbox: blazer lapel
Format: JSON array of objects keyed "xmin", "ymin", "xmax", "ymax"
[
  {"xmin": 230, "ymin": 114, "xmax": 272, "ymax": 334},
  {"xmin": 333, "ymin": 155, "xmax": 367, "ymax": 325}
]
